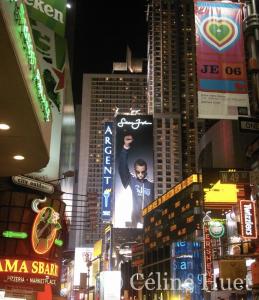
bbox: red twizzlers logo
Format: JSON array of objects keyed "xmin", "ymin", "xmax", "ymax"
[{"xmin": 240, "ymin": 200, "xmax": 257, "ymax": 239}]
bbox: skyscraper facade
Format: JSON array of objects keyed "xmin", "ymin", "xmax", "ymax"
[
  {"xmin": 147, "ymin": 0, "xmax": 204, "ymax": 197},
  {"xmin": 72, "ymin": 68, "xmax": 147, "ymax": 247}
]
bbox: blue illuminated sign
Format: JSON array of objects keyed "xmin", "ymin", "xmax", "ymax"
[
  {"xmin": 171, "ymin": 241, "xmax": 203, "ymax": 300},
  {"xmin": 101, "ymin": 123, "xmax": 113, "ymax": 221}
]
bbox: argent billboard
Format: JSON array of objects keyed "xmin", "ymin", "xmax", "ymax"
[{"xmin": 113, "ymin": 115, "xmax": 154, "ymax": 228}]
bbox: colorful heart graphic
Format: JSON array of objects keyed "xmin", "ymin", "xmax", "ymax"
[{"xmin": 199, "ymin": 16, "xmax": 239, "ymax": 52}]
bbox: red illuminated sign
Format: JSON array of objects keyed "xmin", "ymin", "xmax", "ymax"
[
  {"xmin": 204, "ymin": 222, "xmax": 213, "ymax": 290},
  {"xmin": 240, "ymin": 200, "xmax": 257, "ymax": 239},
  {"xmin": 0, "ymin": 258, "xmax": 59, "ymax": 288},
  {"xmin": 31, "ymin": 207, "xmax": 61, "ymax": 255}
]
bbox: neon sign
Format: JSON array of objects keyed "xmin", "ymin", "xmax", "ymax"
[
  {"xmin": 101, "ymin": 122, "xmax": 113, "ymax": 221},
  {"xmin": 203, "ymin": 212, "xmax": 213, "ymax": 291},
  {"xmin": 240, "ymin": 200, "xmax": 257, "ymax": 239},
  {"xmin": 117, "ymin": 117, "xmax": 152, "ymax": 130},
  {"xmin": 209, "ymin": 220, "xmax": 225, "ymax": 239},
  {"xmin": 2, "ymin": 231, "xmax": 28, "ymax": 239},
  {"xmin": 13, "ymin": 3, "xmax": 51, "ymax": 121},
  {"xmin": 0, "ymin": 259, "xmax": 58, "ymax": 277},
  {"xmin": 0, "ymin": 258, "xmax": 59, "ymax": 286},
  {"xmin": 31, "ymin": 207, "xmax": 61, "ymax": 254}
]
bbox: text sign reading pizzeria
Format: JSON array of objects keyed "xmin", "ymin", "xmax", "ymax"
[
  {"xmin": 0, "ymin": 258, "xmax": 59, "ymax": 286},
  {"xmin": 240, "ymin": 200, "xmax": 257, "ymax": 239}
]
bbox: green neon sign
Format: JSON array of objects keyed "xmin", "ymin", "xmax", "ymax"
[
  {"xmin": 14, "ymin": 3, "xmax": 51, "ymax": 122},
  {"xmin": 2, "ymin": 231, "xmax": 28, "ymax": 239},
  {"xmin": 54, "ymin": 239, "xmax": 63, "ymax": 247},
  {"xmin": 209, "ymin": 221, "xmax": 225, "ymax": 239}
]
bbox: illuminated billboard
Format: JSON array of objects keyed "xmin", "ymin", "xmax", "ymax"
[
  {"xmin": 240, "ymin": 200, "xmax": 257, "ymax": 239},
  {"xmin": 101, "ymin": 122, "xmax": 113, "ymax": 221},
  {"xmin": 143, "ymin": 175, "xmax": 202, "ymax": 250},
  {"xmin": 202, "ymin": 169, "xmax": 245, "ymax": 209},
  {"xmin": 73, "ymin": 248, "xmax": 93, "ymax": 286},
  {"xmin": 100, "ymin": 271, "xmax": 121, "ymax": 300},
  {"xmin": 171, "ymin": 242, "xmax": 203, "ymax": 298},
  {"xmin": 195, "ymin": 1, "xmax": 249, "ymax": 119},
  {"xmin": 25, "ymin": 0, "xmax": 67, "ymax": 37},
  {"xmin": 0, "ymin": 258, "xmax": 59, "ymax": 290},
  {"xmin": 28, "ymin": 18, "xmax": 67, "ymax": 181},
  {"xmin": 114, "ymin": 115, "xmax": 154, "ymax": 228}
]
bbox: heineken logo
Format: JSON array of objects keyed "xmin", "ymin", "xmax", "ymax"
[{"xmin": 24, "ymin": 0, "xmax": 64, "ymax": 24}]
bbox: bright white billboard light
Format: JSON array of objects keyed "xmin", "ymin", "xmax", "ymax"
[
  {"xmin": 73, "ymin": 247, "xmax": 93, "ymax": 286},
  {"xmin": 100, "ymin": 271, "xmax": 121, "ymax": 300}
]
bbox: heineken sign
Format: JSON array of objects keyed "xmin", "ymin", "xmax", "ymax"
[
  {"xmin": 209, "ymin": 220, "xmax": 225, "ymax": 239},
  {"xmin": 24, "ymin": 0, "xmax": 67, "ymax": 36}
]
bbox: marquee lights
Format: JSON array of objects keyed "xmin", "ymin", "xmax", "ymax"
[
  {"xmin": 13, "ymin": 2, "xmax": 51, "ymax": 121},
  {"xmin": 143, "ymin": 174, "xmax": 201, "ymax": 216}
]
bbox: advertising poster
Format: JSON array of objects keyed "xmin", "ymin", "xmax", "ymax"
[
  {"xmin": 73, "ymin": 248, "xmax": 93, "ymax": 286},
  {"xmin": 100, "ymin": 271, "xmax": 121, "ymax": 300},
  {"xmin": 27, "ymin": 19, "xmax": 66, "ymax": 181},
  {"xmin": 24, "ymin": 0, "xmax": 67, "ymax": 37},
  {"xmin": 101, "ymin": 122, "xmax": 113, "ymax": 222},
  {"xmin": 195, "ymin": 1, "xmax": 250, "ymax": 119},
  {"xmin": 114, "ymin": 115, "xmax": 154, "ymax": 228},
  {"xmin": 171, "ymin": 242, "xmax": 203, "ymax": 300}
]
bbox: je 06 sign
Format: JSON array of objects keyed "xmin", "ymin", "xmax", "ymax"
[{"xmin": 195, "ymin": 1, "xmax": 249, "ymax": 120}]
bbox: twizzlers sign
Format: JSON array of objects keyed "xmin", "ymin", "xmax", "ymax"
[{"xmin": 240, "ymin": 200, "xmax": 257, "ymax": 239}]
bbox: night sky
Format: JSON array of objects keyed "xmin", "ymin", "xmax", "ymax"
[{"xmin": 75, "ymin": 0, "xmax": 147, "ymax": 73}]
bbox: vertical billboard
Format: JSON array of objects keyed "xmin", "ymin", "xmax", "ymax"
[
  {"xmin": 27, "ymin": 17, "xmax": 66, "ymax": 181},
  {"xmin": 114, "ymin": 115, "xmax": 154, "ymax": 228},
  {"xmin": 24, "ymin": 0, "xmax": 67, "ymax": 37},
  {"xmin": 101, "ymin": 122, "xmax": 113, "ymax": 221},
  {"xmin": 195, "ymin": 1, "xmax": 250, "ymax": 119}
]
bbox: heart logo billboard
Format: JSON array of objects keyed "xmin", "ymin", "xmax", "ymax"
[{"xmin": 199, "ymin": 16, "xmax": 239, "ymax": 52}]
